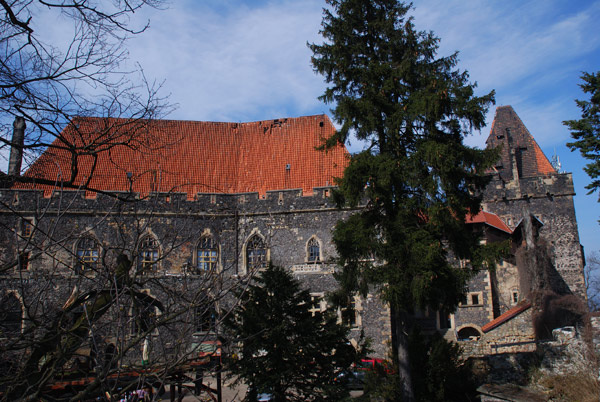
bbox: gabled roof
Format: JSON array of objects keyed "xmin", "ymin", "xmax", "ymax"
[
  {"xmin": 17, "ymin": 115, "xmax": 349, "ymax": 197},
  {"xmin": 481, "ymin": 301, "xmax": 532, "ymax": 333},
  {"xmin": 485, "ymin": 106, "xmax": 555, "ymax": 181},
  {"xmin": 466, "ymin": 210, "xmax": 512, "ymax": 234}
]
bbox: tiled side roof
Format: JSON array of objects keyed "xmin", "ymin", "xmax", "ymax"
[
  {"xmin": 485, "ymin": 106, "xmax": 555, "ymax": 181},
  {"xmin": 481, "ymin": 301, "xmax": 532, "ymax": 333},
  {"xmin": 466, "ymin": 210, "xmax": 512, "ymax": 234},
  {"xmin": 17, "ymin": 115, "xmax": 349, "ymax": 197}
]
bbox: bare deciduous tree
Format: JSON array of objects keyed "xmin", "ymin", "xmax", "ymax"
[
  {"xmin": 1, "ymin": 0, "xmax": 171, "ymax": 184},
  {"xmin": 0, "ymin": 189, "xmax": 245, "ymax": 401},
  {"xmin": 585, "ymin": 251, "xmax": 600, "ymax": 312},
  {"xmin": 0, "ymin": 3, "xmax": 245, "ymax": 401}
]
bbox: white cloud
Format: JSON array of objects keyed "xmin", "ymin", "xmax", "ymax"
[
  {"xmin": 127, "ymin": 0, "xmax": 328, "ymax": 122},
  {"xmin": 4, "ymin": 0, "xmax": 599, "ymax": 252}
]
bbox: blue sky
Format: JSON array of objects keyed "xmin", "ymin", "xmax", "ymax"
[{"xmin": 13, "ymin": 1, "xmax": 600, "ymax": 256}]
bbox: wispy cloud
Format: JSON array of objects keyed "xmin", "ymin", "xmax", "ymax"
[
  {"xmin": 128, "ymin": 0, "xmax": 327, "ymax": 122},
  {"xmin": 413, "ymin": 0, "xmax": 600, "ymax": 148},
  {"xmin": 3, "ymin": 0, "xmax": 599, "ymax": 251}
]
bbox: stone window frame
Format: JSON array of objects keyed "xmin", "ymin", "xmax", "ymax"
[
  {"xmin": 195, "ymin": 232, "xmax": 219, "ymax": 273},
  {"xmin": 74, "ymin": 235, "xmax": 101, "ymax": 274},
  {"xmin": 137, "ymin": 234, "xmax": 161, "ymax": 273},
  {"xmin": 338, "ymin": 294, "xmax": 362, "ymax": 329},
  {"xmin": 19, "ymin": 217, "xmax": 34, "ymax": 239},
  {"xmin": 306, "ymin": 236, "xmax": 322, "ymax": 264},
  {"xmin": 0, "ymin": 291, "xmax": 25, "ymax": 335},
  {"xmin": 194, "ymin": 302, "xmax": 218, "ymax": 334},
  {"xmin": 242, "ymin": 230, "xmax": 268, "ymax": 275},
  {"xmin": 17, "ymin": 251, "xmax": 30, "ymax": 271},
  {"xmin": 308, "ymin": 292, "xmax": 327, "ymax": 319},
  {"xmin": 436, "ymin": 310, "xmax": 455, "ymax": 330},
  {"xmin": 131, "ymin": 289, "xmax": 160, "ymax": 336},
  {"xmin": 511, "ymin": 288, "xmax": 519, "ymax": 305},
  {"xmin": 459, "ymin": 291, "xmax": 484, "ymax": 307}
]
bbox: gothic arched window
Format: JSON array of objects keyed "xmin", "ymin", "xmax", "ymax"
[
  {"xmin": 246, "ymin": 234, "xmax": 267, "ymax": 271},
  {"xmin": 76, "ymin": 236, "xmax": 100, "ymax": 273},
  {"xmin": 307, "ymin": 237, "xmax": 320, "ymax": 263},
  {"xmin": 138, "ymin": 236, "xmax": 159, "ymax": 272},
  {"xmin": 197, "ymin": 236, "xmax": 218, "ymax": 272}
]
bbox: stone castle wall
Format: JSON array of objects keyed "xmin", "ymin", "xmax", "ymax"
[
  {"xmin": 483, "ymin": 173, "xmax": 586, "ymax": 298},
  {"xmin": 0, "ymin": 169, "xmax": 588, "ymax": 360},
  {"xmin": 0, "ymin": 187, "xmax": 392, "ymax": 357}
]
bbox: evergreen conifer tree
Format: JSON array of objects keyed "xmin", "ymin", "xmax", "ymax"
[
  {"xmin": 310, "ymin": 1, "xmax": 500, "ymax": 399},
  {"xmin": 564, "ymin": 71, "xmax": 600, "ymax": 201},
  {"xmin": 224, "ymin": 264, "xmax": 358, "ymax": 401}
]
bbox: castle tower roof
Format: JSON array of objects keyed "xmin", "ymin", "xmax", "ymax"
[
  {"xmin": 485, "ymin": 105, "xmax": 555, "ymax": 181},
  {"xmin": 16, "ymin": 115, "xmax": 349, "ymax": 197}
]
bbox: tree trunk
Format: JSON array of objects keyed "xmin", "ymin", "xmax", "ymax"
[{"xmin": 390, "ymin": 305, "xmax": 415, "ymax": 402}]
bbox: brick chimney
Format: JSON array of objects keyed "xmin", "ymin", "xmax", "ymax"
[{"xmin": 8, "ymin": 116, "xmax": 25, "ymax": 176}]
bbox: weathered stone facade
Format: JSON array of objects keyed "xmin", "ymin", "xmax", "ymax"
[
  {"xmin": 0, "ymin": 106, "xmax": 588, "ymax": 364},
  {"xmin": 0, "ymin": 186, "xmax": 393, "ymax": 356}
]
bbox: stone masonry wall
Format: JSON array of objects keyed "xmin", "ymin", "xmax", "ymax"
[
  {"xmin": 461, "ymin": 308, "xmax": 536, "ymax": 357},
  {"xmin": 483, "ymin": 173, "xmax": 586, "ymax": 298},
  {"xmin": 0, "ymin": 187, "xmax": 390, "ymax": 357}
]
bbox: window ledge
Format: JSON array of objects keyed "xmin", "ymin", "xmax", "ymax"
[{"xmin": 458, "ymin": 304, "xmax": 484, "ymax": 308}]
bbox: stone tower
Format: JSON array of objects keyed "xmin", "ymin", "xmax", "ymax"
[{"xmin": 482, "ymin": 105, "xmax": 586, "ymax": 298}]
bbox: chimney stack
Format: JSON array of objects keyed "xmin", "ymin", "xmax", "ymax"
[{"xmin": 8, "ymin": 116, "xmax": 25, "ymax": 176}]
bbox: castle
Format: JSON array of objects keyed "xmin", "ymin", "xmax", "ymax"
[{"xmin": 0, "ymin": 105, "xmax": 587, "ymax": 360}]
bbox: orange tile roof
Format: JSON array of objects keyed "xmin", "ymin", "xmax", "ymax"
[
  {"xmin": 17, "ymin": 115, "xmax": 349, "ymax": 197},
  {"xmin": 466, "ymin": 210, "xmax": 512, "ymax": 234},
  {"xmin": 481, "ymin": 301, "xmax": 532, "ymax": 333}
]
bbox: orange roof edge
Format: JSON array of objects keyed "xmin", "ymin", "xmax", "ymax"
[
  {"xmin": 466, "ymin": 210, "xmax": 512, "ymax": 234},
  {"xmin": 481, "ymin": 301, "xmax": 532, "ymax": 333}
]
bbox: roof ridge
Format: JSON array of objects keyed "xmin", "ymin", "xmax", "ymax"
[{"xmin": 71, "ymin": 114, "xmax": 331, "ymax": 126}]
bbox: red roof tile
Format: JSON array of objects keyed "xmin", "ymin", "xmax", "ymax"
[
  {"xmin": 17, "ymin": 115, "xmax": 349, "ymax": 197},
  {"xmin": 466, "ymin": 210, "xmax": 512, "ymax": 234},
  {"xmin": 481, "ymin": 301, "xmax": 532, "ymax": 333}
]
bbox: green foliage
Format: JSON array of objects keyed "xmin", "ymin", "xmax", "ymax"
[
  {"xmin": 224, "ymin": 265, "xmax": 358, "ymax": 401},
  {"xmin": 358, "ymin": 363, "xmax": 404, "ymax": 402},
  {"xmin": 357, "ymin": 331, "xmax": 475, "ymax": 402},
  {"xmin": 311, "ymin": 0, "xmax": 498, "ymax": 315},
  {"xmin": 311, "ymin": 2, "xmax": 499, "ymax": 398},
  {"xmin": 408, "ymin": 330, "xmax": 476, "ymax": 401},
  {"xmin": 564, "ymin": 71, "xmax": 600, "ymax": 199}
]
